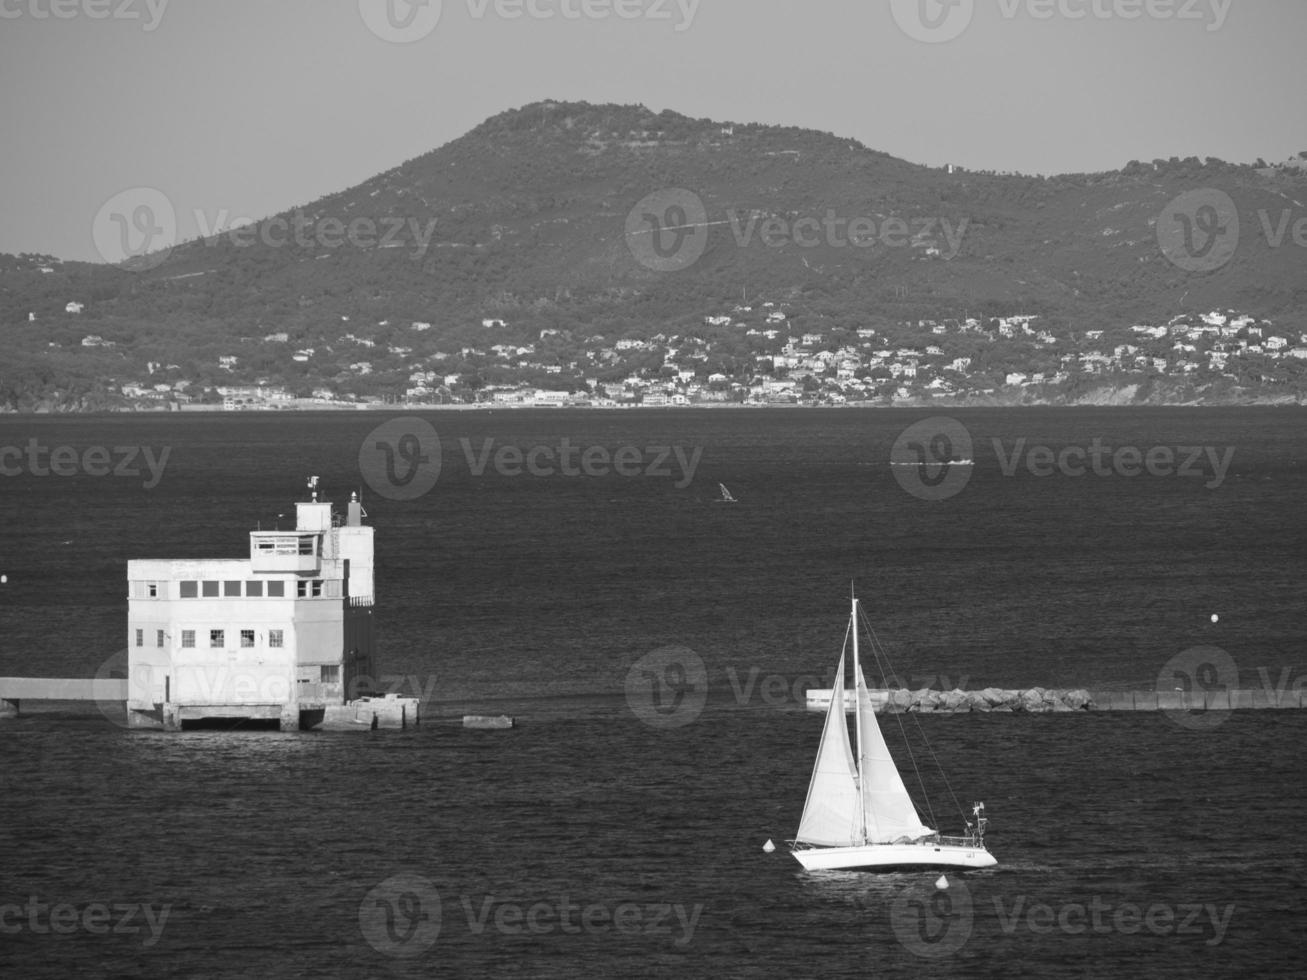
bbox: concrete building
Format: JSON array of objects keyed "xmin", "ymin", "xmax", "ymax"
[{"xmin": 125, "ymin": 479, "xmax": 377, "ymax": 730}]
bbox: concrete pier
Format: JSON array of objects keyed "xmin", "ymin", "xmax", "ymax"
[
  {"xmin": 805, "ymin": 686, "xmax": 1307, "ymax": 713},
  {"xmin": 0, "ymin": 678, "xmax": 128, "ymax": 718}
]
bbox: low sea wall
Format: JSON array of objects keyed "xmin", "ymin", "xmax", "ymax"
[{"xmin": 805, "ymin": 687, "xmax": 1306, "ymax": 713}]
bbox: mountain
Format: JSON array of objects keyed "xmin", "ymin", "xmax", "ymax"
[{"xmin": 2, "ymin": 100, "xmax": 1305, "ymax": 408}]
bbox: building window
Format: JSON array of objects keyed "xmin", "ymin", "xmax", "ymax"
[
  {"xmin": 312, "ymin": 580, "xmax": 323, "ymax": 597},
  {"xmin": 224, "ymin": 581, "xmax": 241, "ymax": 597},
  {"xmin": 210, "ymin": 629, "xmax": 224, "ymax": 648},
  {"xmin": 147, "ymin": 582, "xmax": 159, "ymax": 598},
  {"xmin": 269, "ymin": 630, "xmax": 283, "ymax": 648},
  {"xmin": 246, "ymin": 580, "xmax": 263, "ymax": 597},
  {"xmin": 156, "ymin": 630, "xmax": 165, "ymax": 647},
  {"xmin": 180, "ymin": 581, "xmax": 198, "ymax": 598},
  {"xmin": 241, "ymin": 629, "xmax": 255, "ymax": 648},
  {"xmin": 135, "ymin": 628, "xmax": 143, "ymax": 647},
  {"xmin": 267, "ymin": 581, "xmax": 285, "ymax": 597},
  {"xmin": 298, "ymin": 537, "xmax": 314, "ymax": 555},
  {"xmin": 320, "ymin": 665, "xmax": 340, "ymax": 683},
  {"xmin": 297, "ymin": 580, "xmax": 308, "ymax": 598},
  {"xmin": 181, "ymin": 630, "xmax": 195, "ymax": 648},
  {"xmin": 202, "ymin": 581, "xmax": 219, "ymax": 598}
]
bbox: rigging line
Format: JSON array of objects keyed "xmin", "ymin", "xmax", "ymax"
[
  {"xmin": 866, "ymin": 617, "xmax": 966, "ymax": 827},
  {"xmin": 857, "ymin": 605, "xmax": 969, "ymax": 829}
]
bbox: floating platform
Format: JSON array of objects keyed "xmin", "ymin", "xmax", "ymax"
[
  {"xmin": 463, "ymin": 714, "xmax": 515, "ymax": 729},
  {"xmin": 0, "ymin": 677, "xmax": 419, "ymax": 730},
  {"xmin": 804, "ymin": 687, "xmax": 1307, "ymax": 712}
]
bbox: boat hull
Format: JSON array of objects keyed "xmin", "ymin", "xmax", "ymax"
[{"xmin": 792, "ymin": 841, "xmax": 996, "ymax": 872}]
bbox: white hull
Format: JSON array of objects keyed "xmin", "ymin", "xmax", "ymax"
[{"xmin": 793, "ymin": 841, "xmax": 997, "ymax": 872}]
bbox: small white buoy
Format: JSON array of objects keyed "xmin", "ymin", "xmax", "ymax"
[
  {"xmin": 762, "ymin": 839, "xmax": 775, "ymax": 853},
  {"xmin": 935, "ymin": 875, "xmax": 949, "ymax": 890},
  {"xmin": 1210, "ymin": 613, "xmax": 1219, "ymax": 624},
  {"xmin": 0, "ymin": 574, "xmax": 6, "ymax": 584}
]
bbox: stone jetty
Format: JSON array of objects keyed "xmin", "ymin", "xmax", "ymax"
[{"xmin": 805, "ymin": 687, "xmax": 1306, "ymax": 713}]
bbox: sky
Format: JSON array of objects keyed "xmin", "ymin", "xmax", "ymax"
[{"xmin": 1, "ymin": 0, "xmax": 1303, "ymax": 262}]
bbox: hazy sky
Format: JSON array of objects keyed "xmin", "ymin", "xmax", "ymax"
[{"xmin": 1, "ymin": 0, "xmax": 1302, "ymax": 261}]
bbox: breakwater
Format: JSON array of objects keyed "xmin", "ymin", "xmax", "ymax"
[{"xmin": 805, "ymin": 687, "xmax": 1306, "ymax": 713}]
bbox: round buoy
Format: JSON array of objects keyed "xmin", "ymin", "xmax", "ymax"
[
  {"xmin": 935, "ymin": 875, "xmax": 949, "ymax": 890},
  {"xmin": 762, "ymin": 839, "xmax": 775, "ymax": 853},
  {"xmin": 0, "ymin": 574, "xmax": 6, "ymax": 584},
  {"xmin": 1210, "ymin": 613, "xmax": 1219, "ymax": 624}
]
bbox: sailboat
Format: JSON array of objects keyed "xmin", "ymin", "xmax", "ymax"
[
  {"xmin": 790, "ymin": 594, "xmax": 996, "ymax": 872},
  {"xmin": 716, "ymin": 483, "xmax": 737, "ymax": 503}
]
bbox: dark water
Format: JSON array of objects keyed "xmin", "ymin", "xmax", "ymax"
[{"xmin": 1, "ymin": 408, "xmax": 1305, "ymax": 977}]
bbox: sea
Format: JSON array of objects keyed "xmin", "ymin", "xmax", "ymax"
[{"xmin": 0, "ymin": 407, "xmax": 1304, "ymax": 979}]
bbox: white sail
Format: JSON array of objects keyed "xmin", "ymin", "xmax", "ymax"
[
  {"xmin": 856, "ymin": 661, "xmax": 934, "ymax": 842},
  {"xmin": 795, "ymin": 652, "xmax": 861, "ymax": 846}
]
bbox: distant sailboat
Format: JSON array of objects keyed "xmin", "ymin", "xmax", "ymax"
[
  {"xmin": 790, "ymin": 594, "xmax": 996, "ymax": 872},
  {"xmin": 716, "ymin": 483, "xmax": 737, "ymax": 503}
]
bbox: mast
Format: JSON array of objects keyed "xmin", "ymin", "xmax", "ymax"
[{"xmin": 851, "ymin": 592, "xmax": 867, "ymax": 844}]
